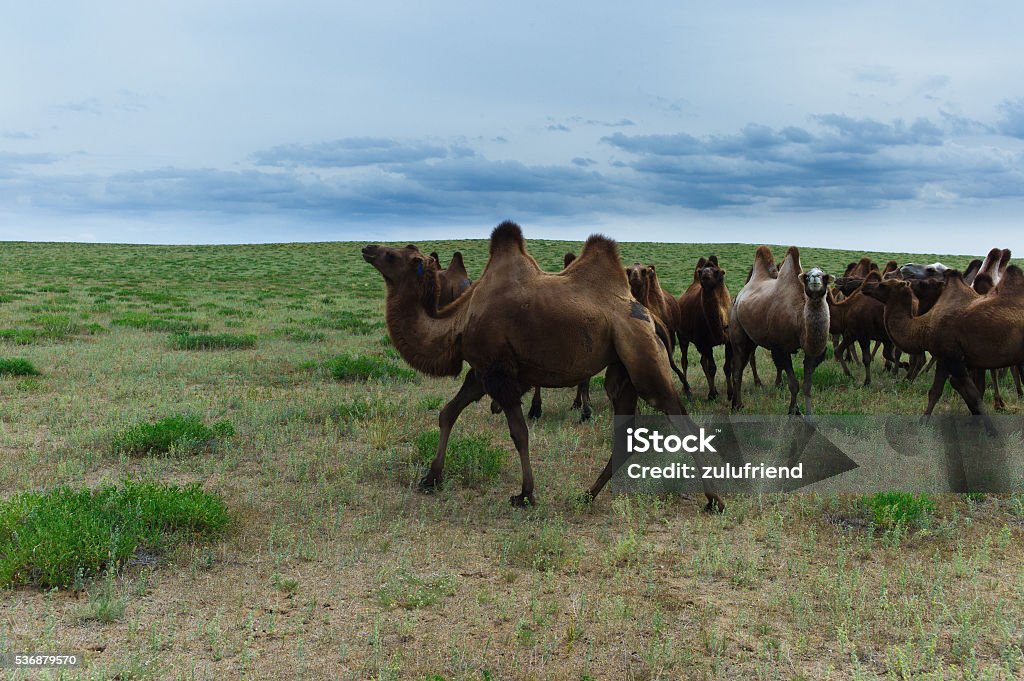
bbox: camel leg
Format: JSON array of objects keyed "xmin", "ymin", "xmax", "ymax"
[
  {"xmin": 1014, "ymin": 365, "xmax": 1024, "ymax": 398},
  {"xmin": 946, "ymin": 359, "xmax": 989, "ymax": 419},
  {"xmin": 528, "ymin": 386, "xmax": 543, "ymax": 419},
  {"xmin": 730, "ymin": 330, "xmax": 755, "ymax": 412},
  {"xmin": 576, "ymin": 380, "xmax": 592, "ymax": 422},
  {"xmin": 422, "ymin": 370, "xmax": 486, "ymax": 490},
  {"xmin": 923, "ymin": 364, "xmax": 949, "ymax": 418},
  {"xmin": 677, "ymin": 341, "xmax": 693, "ymax": 399},
  {"xmin": 749, "ymin": 349, "xmax": 763, "ymax": 387},
  {"xmin": 724, "ymin": 340, "xmax": 735, "ymax": 402},
  {"xmin": 771, "ymin": 348, "xmax": 800, "ymax": 415},
  {"xmin": 836, "ymin": 335, "xmax": 855, "ymax": 379},
  {"xmin": 587, "ymin": 361, "xmax": 637, "ymax": 500},
  {"xmin": 802, "ymin": 351, "xmax": 825, "ymax": 416},
  {"xmin": 774, "ymin": 362, "xmax": 785, "ymax": 389},
  {"xmin": 859, "ymin": 338, "xmax": 872, "ymax": 387},
  {"xmin": 700, "ymin": 349, "xmax": 719, "ymax": 401},
  {"xmin": 501, "ymin": 401, "xmax": 536, "ymax": 507},
  {"xmin": 990, "ymin": 369, "xmax": 1006, "ymax": 412}
]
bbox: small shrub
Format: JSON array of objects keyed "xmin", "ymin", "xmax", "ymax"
[
  {"xmin": 322, "ymin": 354, "xmax": 415, "ymax": 381},
  {"xmin": 414, "ymin": 430, "xmax": 504, "ymax": 484},
  {"xmin": 273, "ymin": 327, "xmax": 326, "ymax": 343},
  {"xmin": 307, "ymin": 311, "xmax": 380, "ymax": 334},
  {"xmin": 502, "ymin": 518, "xmax": 578, "ymax": 571},
  {"xmin": 0, "ymin": 481, "xmax": 229, "ymax": 588},
  {"xmin": 170, "ymin": 333, "xmax": 256, "ymax": 351},
  {"xmin": 112, "ymin": 415, "xmax": 235, "ymax": 456},
  {"xmin": 862, "ymin": 492, "xmax": 935, "ymax": 530},
  {"xmin": 0, "ymin": 358, "xmax": 39, "ymax": 377}
]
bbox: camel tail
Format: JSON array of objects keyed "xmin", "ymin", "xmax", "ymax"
[{"xmin": 490, "ymin": 220, "xmax": 527, "ymax": 255}]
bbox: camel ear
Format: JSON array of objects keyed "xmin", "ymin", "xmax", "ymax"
[
  {"xmin": 824, "ymin": 273, "xmax": 834, "ymax": 286},
  {"xmin": 798, "ymin": 272, "xmax": 808, "ymax": 284}
]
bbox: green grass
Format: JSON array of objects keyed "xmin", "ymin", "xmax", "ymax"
[
  {"xmin": 0, "ymin": 357, "xmax": 39, "ymax": 376},
  {"xmin": 111, "ymin": 415, "xmax": 235, "ymax": 456},
  {"xmin": 414, "ymin": 429, "xmax": 505, "ymax": 484},
  {"xmin": 321, "ymin": 353, "xmax": 416, "ymax": 381},
  {"xmin": 0, "ymin": 481, "xmax": 229, "ymax": 588},
  {"xmin": 862, "ymin": 491, "xmax": 936, "ymax": 529},
  {"xmin": 111, "ymin": 312, "xmax": 209, "ymax": 333},
  {"xmin": 170, "ymin": 332, "xmax": 257, "ymax": 350}
]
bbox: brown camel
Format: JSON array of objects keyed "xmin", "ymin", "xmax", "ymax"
[
  {"xmin": 862, "ymin": 267, "xmax": 1024, "ymax": 421},
  {"xmin": 971, "ymin": 248, "xmax": 1020, "ymax": 409},
  {"xmin": 677, "ymin": 255, "xmax": 734, "ymax": 400},
  {"xmin": 363, "ymin": 222, "xmax": 723, "ymax": 510},
  {"xmin": 826, "ymin": 272, "xmax": 902, "ymax": 386},
  {"xmin": 730, "ymin": 246, "xmax": 832, "ymax": 414},
  {"xmin": 742, "ymin": 261, "xmax": 782, "ymax": 388}
]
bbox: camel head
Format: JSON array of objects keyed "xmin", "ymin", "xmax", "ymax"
[
  {"xmin": 861, "ymin": 277, "xmax": 909, "ymax": 305},
  {"xmin": 626, "ymin": 262, "xmax": 650, "ymax": 301},
  {"xmin": 899, "ymin": 261, "xmax": 948, "ymax": 281},
  {"xmin": 798, "ymin": 267, "xmax": 832, "ymax": 300},
  {"xmin": 698, "ymin": 260, "xmax": 726, "ymax": 292}
]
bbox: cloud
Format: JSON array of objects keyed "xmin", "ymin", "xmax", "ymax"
[
  {"xmin": 996, "ymin": 98, "xmax": 1024, "ymax": 138},
  {"xmin": 54, "ymin": 98, "xmax": 102, "ymax": 115},
  {"xmin": 850, "ymin": 65, "xmax": 899, "ymax": 86},
  {"xmin": 252, "ymin": 137, "xmax": 451, "ymax": 168},
  {"xmin": 602, "ymin": 113, "xmax": 1024, "ymax": 210},
  {"xmin": 546, "ymin": 124, "xmax": 571, "ymax": 132}
]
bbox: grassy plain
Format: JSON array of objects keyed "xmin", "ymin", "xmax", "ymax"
[{"xmin": 0, "ymin": 238, "xmax": 1022, "ymax": 680}]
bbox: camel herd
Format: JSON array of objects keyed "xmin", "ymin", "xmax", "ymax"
[{"xmin": 364, "ymin": 222, "xmax": 1022, "ymax": 509}]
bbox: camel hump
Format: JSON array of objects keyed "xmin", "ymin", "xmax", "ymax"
[
  {"xmin": 708, "ymin": 255, "xmax": 719, "ymax": 267},
  {"xmin": 446, "ymin": 251, "xmax": 468, "ymax": 278},
  {"xmin": 996, "ymin": 265, "xmax": 1024, "ymax": 293},
  {"xmin": 580, "ymin": 233, "xmax": 620, "ymax": 262},
  {"xmin": 778, "ymin": 246, "xmax": 802, "ymax": 278},
  {"xmin": 999, "ymin": 248, "xmax": 1013, "ymax": 273},
  {"xmin": 490, "ymin": 220, "xmax": 527, "ymax": 255},
  {"xmin": 563, "ymin": 252, "xmax": 577, "ymax": 268},
  {"xmin": 749, "ymin": 246, "xmax": 776, "ymax": 280}
]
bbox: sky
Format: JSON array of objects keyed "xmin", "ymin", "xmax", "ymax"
[{"xmin": 2, "ymin": 1, "xmax": 1024, "ymax": 254}]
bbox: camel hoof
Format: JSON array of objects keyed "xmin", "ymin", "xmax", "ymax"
[
  {"xmin": 579, "ymin": 407, "xmax": 592, "ymax": 423},
  {"xmin": 418, "ymin": 471, "xmax": 443, "ymax": 493},
  {"xmin": 490, "ymin": 400, "xmax": 502, "ymax": 415},
  {"xmin": 707, "ymin": 391, "xmax": 718, "ymax": 401},
  {"xmin": 704, "ymin": 496, "xmax": 726, "ymax": 514},
  {"xmin": 509, "ymin": 492, "xmax": 536, "ymax": 508},
  {"xmin": 570, "ymin": 400, "xmax": 582, "ymax": 410},
  {"xmin": 528, "ymin": 405, "xmax": 542, "ymax": 420}
]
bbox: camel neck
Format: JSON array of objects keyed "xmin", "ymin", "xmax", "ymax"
[
  {"xmin": 383, "ymin": 279, "xmax": 464, "ymax": 377},
  {"xmin": 802, "ymin": 295, "xmax": 830, "ymax": 357}
]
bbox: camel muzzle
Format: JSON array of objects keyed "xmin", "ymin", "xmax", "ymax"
[{"xmin": 362, "ymin": 245, "xmax": 381, "ymax": 263}]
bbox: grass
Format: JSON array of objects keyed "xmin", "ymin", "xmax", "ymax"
[
  {"xmin": 320, "ymin": 352, "xmax": 417, "ymax": 381},
  {"xmin": 0, "ymin": 239, "xmax": 1021, "ymax": 678},
  {"xmin": 862, "ymin": 491, "xmax": 936, "ymax": 529},
  {"xmin": 111, "ymin": 414, "xmax": 235, "ymax": 456},
  {"xmin": 0, "ymin": 481, "xmax": 229, "ymax": 588},
  {"xmin": 0, "ymin": 357, "xmax": 39, "ymax": 376},
  {"xmin": 414, "ymin": 430, "xmax": 505, "ymax": 484},
  {"xmin": 170, "ymin": 332, "xmax": 257, "ymax": 350}
]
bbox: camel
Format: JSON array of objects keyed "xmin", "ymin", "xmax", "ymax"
[
  {"xmin": 862, "ymin": 267, "xmax": 1024, "ymax": 421},
  {"xmin": 899, "ymin": 261, "xmax": 948, "ymax": 281},
  {"xmin": 676, "ymin": 255, "xmax": 734, "ymax": 400},
  {"xmin": 741, "ymin": 261, "xmax": 782, "ymax": 389},
  {"xmin": 826, "ymin": 272, "xmax": 902, "ymax": 386},
  {"xmin": 971, "ymin": 248, "xmax": 1021, "ymax": 409},
  {"xmin": 730, "ymin": 246, "xmax": 832, "ymax": 415},
  {"xmin": 363, "ymin": 222, "xmax": 724, "ymax": 511}
]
